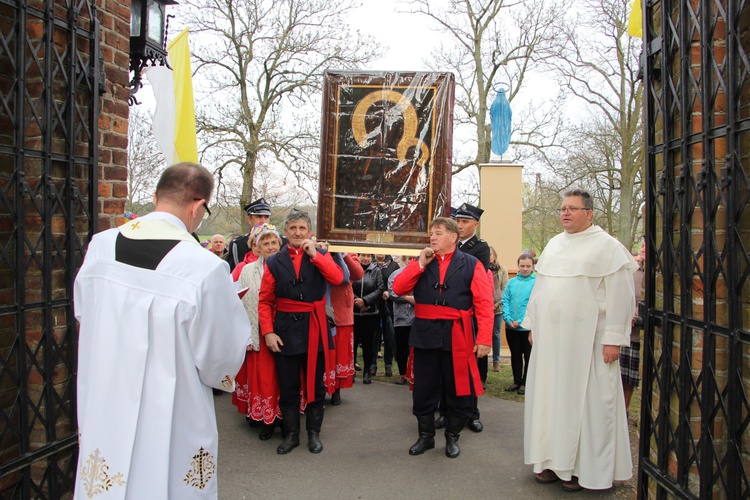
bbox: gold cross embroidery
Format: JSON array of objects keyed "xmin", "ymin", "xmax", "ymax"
[
  {"xmin": 184, "ymin": 447, "xmax": 216, "ymax": 490},
  {"xmin": 131, "ymin": 221, "xmax": 141, "ymax": 230},
  {"xmin": 81, "ymin": 449, "xmax": 125, "ymax": 497}
]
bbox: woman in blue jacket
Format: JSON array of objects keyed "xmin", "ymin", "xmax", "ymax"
[{"xmin": 501, "ymin": 253, "xmax": 536, "ymax": 395}]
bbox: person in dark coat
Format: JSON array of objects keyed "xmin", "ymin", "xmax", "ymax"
[
  {"xmin": 438, "ymin": 202, "xmax": 492, "ymax": 433},
  {"xmin": 225, "ymin": 198, "xmax": 272, "ymax": 271},
  {"xmin": 352, "ymin": 254, "xmax": 385, "ymax": 385},
  {"xmin": 372, "ymin": 254, "xmax": 400, "ymax": 377}
]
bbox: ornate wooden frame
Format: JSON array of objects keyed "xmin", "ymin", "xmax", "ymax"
[{"xmin": 317, "ymin": 70, "xmax": 454, "ymax": 253}]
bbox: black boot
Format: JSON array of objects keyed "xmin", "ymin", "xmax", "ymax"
[
  {"xmin": 434, "ymin": 414, "xmax": 447, "ymax": 429},
  {"xmin": 445, "ymin": 415, "xmax": 467, "ymax": 458},
  {"xmin": 277, "ymin": 407, "xmax": 300, "ymax": 455},
  {"xmin": 306, "ymin": 406, "xmax": 324, "ymax": 453},
  {"xmin": 258, "ymin": 421, "xmax": 275, "ymax": 441},
  {"xmin": 409, "ymin": 415, "xmax": 436, "ymax": 455}
]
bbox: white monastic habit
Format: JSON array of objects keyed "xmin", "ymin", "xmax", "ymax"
[
  {"xmin": 73, "ymin": 212, "xmax": 252, "ymax": 499},
  {"xmin": 523, "ymin": 224, "xmax": 637, "ymax": 490}
]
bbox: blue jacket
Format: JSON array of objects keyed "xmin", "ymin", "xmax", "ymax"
[{"xmin": 501, "ymin": 273, "xmax": 536, "ymax": 331}]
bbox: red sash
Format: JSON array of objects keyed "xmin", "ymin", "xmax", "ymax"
[
  {"xmin": 275, "ymin": 298, "xmax": 334, "ymax": 402},
  {"xmin": 413, "ymin": 303, "xmax": 483, "ymax": 397}
]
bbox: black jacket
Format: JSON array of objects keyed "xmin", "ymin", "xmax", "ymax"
[
  {"xmin": 353, "ymin": 262, "xmax": 385, "ymax": 316},
  {"xmin": 459, "ymin": 234, "xmax": 491, "ymax": 270}
]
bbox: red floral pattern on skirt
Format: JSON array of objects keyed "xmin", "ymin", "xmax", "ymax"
[
  {"xmin": 232, "ymin": 342, "xmax": 308, "ymax": 423},
  {"xmin": 333, "ymin": 325, "xmax": 354, "ymax": 390}
]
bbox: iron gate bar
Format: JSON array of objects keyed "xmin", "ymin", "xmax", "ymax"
[
  {"xmin": 640, "ymin": 0, "xmax": 750, "ymax": 497},
  {"xmin": 0, "ymin": 0, "xmax": 99, "ymax": 496}
]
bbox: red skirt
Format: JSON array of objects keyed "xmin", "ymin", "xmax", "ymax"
[
  {"xmin": 232, "ymin": 342, "xmax": 283, "ymax": 424},
  {"xmin": 333, "ymin": 325, "xmax": 354, "ymax": 390}
]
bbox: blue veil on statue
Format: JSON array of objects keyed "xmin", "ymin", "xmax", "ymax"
[{"xmin": 490, "ymin": 85, "xmax": 512, "ymax": 156}]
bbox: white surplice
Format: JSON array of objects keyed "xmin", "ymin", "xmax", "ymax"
[
  {"xmin": 523, "ymin": 225, "xmax": 637, "ymax": 490},
  {"xmin": 73, "ymin": 212, "xmax": 252, "ymax": 499}
]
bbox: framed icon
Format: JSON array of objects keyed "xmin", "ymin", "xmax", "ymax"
[{"xmin": 317, "ymin": 70, "xmax": 454, "ymax": 254}]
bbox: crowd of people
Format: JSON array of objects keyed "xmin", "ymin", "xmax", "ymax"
[{"xmin": 73, "ymin": 162, "xmax": 644, "ymax": 497}]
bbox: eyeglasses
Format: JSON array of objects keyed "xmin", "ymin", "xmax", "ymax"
[
  {"xmin": 194, "ymin": 198, "xmax": 211, "ymax": 219},
  {"xmin": 557, "ymin": 207, "xmax": 590, "ymax": 213}
]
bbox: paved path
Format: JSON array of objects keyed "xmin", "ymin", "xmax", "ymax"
[{"xmin": 215, "ymin": 380, "xmax": 628, "ymax": 499}]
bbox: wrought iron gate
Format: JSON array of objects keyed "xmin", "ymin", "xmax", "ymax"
[
  {"xmin": 0, "ymin": 0, "xmax": 100, "ymax": 497},
  {"xmin": 641, "ymin": 0, "xmax": 750, "ymax": 498}
]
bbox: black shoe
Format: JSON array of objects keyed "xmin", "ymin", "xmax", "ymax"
[
  {"xmin": 306, "ymin": 406, "xmax": 324, "ymax": 453},
  {"xmin": 434, "ymin": 415, "xmax": 447, "ymax": 429},
  {"xmin": 445, "ymin": 415, "xmax": 467, "ymax": 458},
  {"xmin": 517, "ymin": 385, "xmax": 526, "ymax": 395},
  {"xmin": 277, "ymin": 408, "xmax": 300, "ymax": 455},
  {"xmin": 331, "ymin": 390, "xmax": 341, "ymax": 406},
  {"xmin": 259, "ymin": 424, "xmax": 274, "ymax": 441},
  {"xmin": 505, "ymin": 384, "xmax": 521, "ymax": 392},
  {"xmin": 445, "ymin": 434, "xmax": 460, "ymax": 458},
  {"xmin": 308, "ymin": 431, "xmax": 323, "ymax": 453},
  {"xmin": 370, "ymin": 366, "xmax": 377, "ymax": 376},
  {"xmin": 277, "ymin": 433, "xmax": 299, "ymax": 454},
  {"xmin": 409, "ymin": 415, "xmax": 436, "ymax": 455},
  {"xmin": 212, "ymin": 388, "xmax": 223, "ymax": 396},
  {"xmin": 363, "ymin": 372, "xmax": 372, "ymax": 384},
  {"xmin": 409, "ymin": 435, "xmax": 435, "ymax": 455},
  {"xmin": 467, "ymin": 419, "xmax": 483, "ymax": 433},
  {"xmin": 354, "ymin": 363, "xmax": 362, "ymax": 371}
]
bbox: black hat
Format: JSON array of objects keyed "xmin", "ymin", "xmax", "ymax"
[
  {"xmin": 449, "ymin": 206, "xmax": 458, "ymax": 219},
  {"xmin": 455, "ymin": 203, "xmax": 483, "ymax": 221},
  {"xmin": 243, "ymin": 198, "xmax": 271, "ymax": 216}
]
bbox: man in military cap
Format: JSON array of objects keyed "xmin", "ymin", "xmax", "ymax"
[
  {"xmin": 225, "ymin": 198, "xmax": 272, "ymax": 272},
  {"xmin": 454, "ymin": 202, "xmax": 491, "ymax": 433},
  {"xmin": 455, "ymin": 203, "xmax": 491, "ymax": 270}
]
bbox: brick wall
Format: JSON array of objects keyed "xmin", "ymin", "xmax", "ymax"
[{"xmin": 98, "ymin": 0, "xmax": 131, "ymax": 230}]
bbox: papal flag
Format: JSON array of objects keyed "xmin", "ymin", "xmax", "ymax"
[{"xmin": 146, "ymin": 28, "xmax": 198, "ymax": 164}]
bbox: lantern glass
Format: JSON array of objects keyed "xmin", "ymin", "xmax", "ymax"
[
  {"xmin": 147, "ymin": 0, "xmax": 165, "ymax": 46},
  {"xmin": 130, "ymin": 0, "xmax": 143, "ymax": 37}
]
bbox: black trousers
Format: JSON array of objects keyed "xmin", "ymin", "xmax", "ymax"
[
  {"xmin": 394, "ymin": 325, "xmax": 411, "ymax": 376},
  {"xmin": 354, "ymin": 314, "xmax": 379, "ymax": 372},
  {"xmin": 440, "ymin": 352, "xmax": 486, "ymax": 420},
  {"xmin": 506, "ymin": 327, "xmax": 532, "ymax": 385},
  {"xmin": 412, "ymin": 348, "xmax": 474, "ymax": 419},
  {"xmin": 275, "ymin": 351, "xmax": 325, "ymax": 410}
]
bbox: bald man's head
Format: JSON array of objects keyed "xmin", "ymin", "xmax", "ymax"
[{"xmin": 211, "ymin": 234, "xmax": 226, "ymax": 256}]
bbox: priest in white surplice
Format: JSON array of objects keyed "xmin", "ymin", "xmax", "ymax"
[
  {"xmin": 523, "ymin": 189, "xmax": 637, "ymax": 492},
  {"xmin": 73, "ymin": 163, "xmax": 252, "ymax": 499}
]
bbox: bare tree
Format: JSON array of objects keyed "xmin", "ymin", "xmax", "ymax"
[
  {"xmin": 127, "ymin": 106, "xmax": 165, "ymax": 212},
  {"xmin": 523, "ymin": 172, "xmax": 565, "ymax": 252},
  {"xmin": 404, "ymin": 0, "xmax": 569, "ymax": 175},
  {"xmin": 178, "ymin": 0, "xmax": 380, "ymax": 232},
  {"xmin": 549, "ymin": 0, "xmax": 644, "ymax": 249}
]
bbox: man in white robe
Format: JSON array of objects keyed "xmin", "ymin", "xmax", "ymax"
[
  {"xmin": 523, "ymin": 188, "xmax": 637, "ymax": 492},
  {"xmin": 73, "ymin": 162, "xmax": 252, "ymax": 499}
]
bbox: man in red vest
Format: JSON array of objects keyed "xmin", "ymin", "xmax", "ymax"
[
  {"xmin": 392, "ymin": 217, "xmax": 493, "ymax": 458},
  {"xmin": 258, "ymin": 209, "xmax": 344, "ymax": 455}
]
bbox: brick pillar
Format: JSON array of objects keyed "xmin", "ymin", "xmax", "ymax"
[{"xmin": 98, "ymin": 0, "xmax": 131, "ymax": 230}]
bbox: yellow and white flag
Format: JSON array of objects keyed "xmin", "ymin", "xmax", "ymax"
[{"xmin": 146, "ymin": 28, "xmax": 198, "ymax": 164}]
